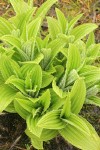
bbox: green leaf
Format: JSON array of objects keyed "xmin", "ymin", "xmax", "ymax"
[
  {"xmin": 47, "ymin": 17, "xmax": 61, "ymax": 40},
  {"xmin": 41, "ymin": 71, "xmax": 54, "ymax": 88},
  {"xmin": 5, "ymin": 102, "xmax": 16, "ymax": 113},
  {"xmin": 15, "ymin": 98, "xmax": 34, "ymax": 113},
  {"xmin": 21, "ymin": 63, "xmax": 35, "ymax": 78},
  {"xmin": 39, "ymin": 89, "xmax": 51, "ymax": 112},
  {"xmin": 46, "ymin": 38, "xmax": 66, "ymax": 68},
  {"xmin": 86, "ymin": 44, "xmax": 100, "ymax": 63},
  {"xmin": 27, "ymin": 115, "xmax": 43, "ymax": 137},
  {"xmin": 0, "ymin": 17, "xmax": 14, "ymax": 36},
  {"xmin": 0, "ymin": 55, "xmax": 14, "ymax": 80},
  {"xmin": 50, "ymin": 89, "xmax": 64, "ymax": 110},
  {"xmin": 10, "ymin": 0, "xmax": 31, "ymax": 15},
  {"xmin": 0, "ymin": 72, "xmax": 4, "ymax": 86},
  {"xmin": 14, "ymin": 99, "xmax": 30, "ymax": 119},
  {"xmin": 28, "ymin": 17, "xmax": 41, "ymax": 40},
  {"xmin": 86, "ymin": 96, "xmax": 100, "ymax": 107},
  {"xmin": 61, "ymin": 92, "xmax": 71, "ymax": 118},
  {"xmin": 52, "ymin": 79, "xmax": 67, "ymax": 98},
  {"xmin": 68, "ymin": 14, "xmax": 83, "ymax": 33},
  {"xmin": 70, "ymin": 78, "xmax": 86, "ymax": 114},
  {"xmin": 79, "ymin": 66, "xmax": 100, "ymax": 86},
  {"xmin": 86, "ymin": 32, "xmax": 95, "ymax": 48},
  {"xmin": 37, "ymin": 110, "xmax": 66, "ymax": 129},
  {"xmin": 41, "ymin": 48, "xmax": 52, "ymax": 69},
  {"xmin": 6, "ymin": 75, "xmax": 26, "ymax": 95},
  {"xmin": 57, "ymin": 34, "xmax": 75, "ymax": 45},
  {"xmin": 66, "ymin": 69, "xmax": 79, "ymax": 86},
  {"xmin": 70, "ymin": 23, "xmax": 98, "ymax": 41},
  {"xmin": 28, "ymin": 0, "xmax": 34, "ymax": 8},
  {"xmin": 25, "ymin": 64, "xmax": 42, "ymax": 92},
  {"xmin": 1, "ymin": 35, "xmax": 29, "ymax": 61},
  {"xmin": 56, "ymin": 8, "xmax": 68, "ymax": 33},
  {"xmin": 1, "ymin": 35, "xmax": 22, "ymax": 50},
  {"xmin": 40, "ymin": 129, "xmax": 58, "ymax": 141},
  {"xmin": 87, "ymin": 85, "xmax": 99, "ymax": 97},
  {"xmin": 0, "ymin": 85, "xmax": 16, "ymax": 112},
  {"xmin": 35, "ymin": 0, "xmax": 57, "ymax": 19},
  {"xmin": 60, "ymin": 115, "xmax": 100, "ymax": 150},
  {"xmin": 36, "ymin": 35, "xmax": 49, "ymax": 50},
  {"xmin": 62, "ymin": 114, "xmax": 90, "ymax": 134},
  {"xmin": 66, "ymin": 44, "xmax": 81, "ymax": 73},
  {"xmin": 54, "ymin": 65, "xmax": 64, "ymax": 80},
  {"xmin": 25, "ymin": 128, "xmax": 43, "ymax": 149}
]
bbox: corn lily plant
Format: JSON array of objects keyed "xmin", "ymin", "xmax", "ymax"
[{"xmin": 0, "ymin": 0, "xmax": 100, "ymax": 150}]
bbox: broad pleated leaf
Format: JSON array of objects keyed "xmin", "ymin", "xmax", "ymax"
[
  {"xmin": 0, "ymin": 85, "xmax": 16, "ymax": 112},
  {"xmin": 0, "ymin": 72, "xmax": 4, "ymax": 86},
  {"xmin": 86, "ymin": 44, "xmax": 100, "ymax": 63},
  {"xmin": 46, "ymin": 38, "xmax": 66, "ymax": 68},
  {"xmin": 41, "ymin": 71, "xmax": 54, "ymax": 88},
  {"xmin": 61, "ymin": 93, "xmax": 71, "ymax": 118},
  {"xmin": 86, "ymin": 96, "xmax": 100, "ymax": 107},
  {"xmin": 35, "ymin": 0, "xmax": 57, "ymax": 19},
  {"xmin": 60, "ymin": 115, "xmax": 100, "ymax": 150},
  {"xmin": 0, "ymin": 55, "xmax": 14, "ymax": 80},
  {"xmin": 70, "ymin": 78, "xmax": 86, "ymax": 114},
  {"xmin": 27, "ymin": 115, "xmax": 43, "ymax": 137},
  {"xmin": 68, "ymin": 14, "xmax": 83, "ymax": 33},
  {"xmin": 5, "ymin": 102, "xmax": 16, "ymax": 113},
  {"xmin": 50, "ymin": 89, "xmax": 64, "ymax": 110},
  {"xmin": 66, "ymin": 69, "xmax": 79, "ymax": 86},
  {"xmin": 86, "ymin": 32, "xmax": 95, "ymax": 48},
  {"xmin": 28, "ymin": 17, "xmax": 41, "ymax": 39},
  {"xmin": 79, "ymin": 66, "xmax": 100, "ymax": 86},
  {"xmin": 21, "ymin": 63, "xmax": 35, "ymax": 78},
  {"xmin": 56, "ymin": 8, "xmax": 68, "ymax": 33},
  {"xmin": 15, "ymin": 98, "xmax": 34, "ymax": 113},
  {"xmin": 25, "ymin": 128, "xmax": 43, "ymax": 149},
  {"xmin": 0, "ymin": 17, "xmax": 14, "ymax": 36},
  {"xmin": 1, "ymin": 35, "xmax": 22, "ymax": 50},
  {"xmin": 14, "ymin": 99, "xmax": 30, "ymax": 119},
  {"xmin": 6, "ymin": 76, "xmax": 26, "ymax": 95},
  {"xmin": 37, "ymin": 110, "xmax": 66, "ymax": 129},
  {"xmin": 47, "ymin": 17, "xmax": 61, "ymax": 40},
  {"xmin": 10, "ymin": 0, "xmax": 31, "ymax": 15},
  {"xmin": 70, "ymin": 23, "xmax": 98, "ymax": 41},
  {"xmin": 52, "ymin": 79, "xmax": 67, "ymax": 98},
  {"xmin": 40, "ymin": 129, "xmax": 58, "ymax": 141},
  {"xmin": 41, "ymin": 48, "xmax": 52, "ymax": 69},
  {"xmin": 39, "ymin": 89, "xmax": 51, "ymax": 112},
  {"xmin": 86, "ymin": 85, "xmax": 99, "ymax": 97},
  {"xmin": 54, "ymin": 65, "xmax": 64, "ymax": 80},
  {"xmin": 25, "ymin": 64, "xmax": 42, "ymax": 92},
  {"xmin": 62, "ymin": 114, "xmax": 90, "ymax": 134},
  {"xmin": 66, "ymin": 44, "xmax": 81, "ymax": 73}
]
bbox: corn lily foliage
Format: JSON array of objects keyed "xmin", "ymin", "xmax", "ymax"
[{"xmin": 0, "ymin": 0, "xmax": 100, "ymax": 149}]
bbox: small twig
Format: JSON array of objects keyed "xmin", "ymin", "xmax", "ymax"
[
  {"xmin": 9, "ymin": 135, "xmax": 22, "ymax": 150},
  {"xmin": 15, "ymin": 146, "xmax": 26, "ymax": 150},
  {"xmin": 0, "ymin": 112, "xmax": 8, "ymax": 116}
]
